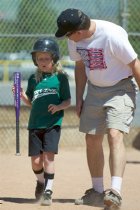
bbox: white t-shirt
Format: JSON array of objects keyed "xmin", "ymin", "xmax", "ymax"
[{"xmin": 68, "ymin": 20, "xmax": 137, "ymax": 87}]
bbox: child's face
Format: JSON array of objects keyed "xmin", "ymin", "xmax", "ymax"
[{"xmin": 36, "ymin": 52, "xmax": 53, "ymax": 72}]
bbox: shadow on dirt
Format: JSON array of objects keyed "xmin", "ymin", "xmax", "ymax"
[
  {"xmin": 126, "ymin": 160, "xmax": 140, "ymax": 164},
  {"xmin": 53, "ymin": 198, "xmax": 75, "ymax": 203},
  {"xmin": 132, "ymin": 131, "xmax": 140, "ymax": 150},
  {"xmin": 54, "ymin": 198, "xmax": 104, "ymax": 207},
  {"xmin": 0, "ymin": 197, "xmax": 76, "ymax": 204},
  {"xmin": 0, "ymin": 197, "xmax": 104, "ymax": 207},
  {"xmin": 0, "ymin": 197, "xmax": 36, "ymax": 204},
  {"xmin": 126, "ymin": 131, "xmax": 140, "ymax": 164}
]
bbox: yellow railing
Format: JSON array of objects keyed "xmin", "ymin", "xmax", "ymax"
[
  {"xmin": 0, "ymin": 60, "xmax": 34, "ymax": 82},
  {"xmin": 0, "ymin": 59, "xmax": 75, "ymax": 82}
]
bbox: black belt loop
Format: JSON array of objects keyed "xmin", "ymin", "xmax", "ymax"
[{"xmin": 121, "ymin": 76, "xmax": 133, "ymax": 81}]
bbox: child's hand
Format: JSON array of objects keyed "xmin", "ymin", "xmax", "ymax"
[
  {"xmin": 12, "ymin": 85, "xmax": 24, "ymax": 98},
  {"xmin": 12, "ymin": 85, "xmax": 15, "ymax": 95},
  {"xmin": 48, "ymin": 104, "xmax": 59, "ymax": 114}
]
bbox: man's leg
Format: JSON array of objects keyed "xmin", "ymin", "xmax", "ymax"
[
  {"xmin": 104, "ymin": 128, "xmax": 126, "ymax": 207},
  {"xmin": 108, "ymin": 128, "xmax": 126, "ymax": 178},
  {"xmin": 75, "ymin": 134, "xmax": 105, "ymax": 206},
  {"xmin": 86, "ymin": 134, "xmax": 104, "ymax": 190}
]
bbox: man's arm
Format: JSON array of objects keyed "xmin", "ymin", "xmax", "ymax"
[
  {"xmin": 75, "ymin": 60, "xmax": 87, "ymax": 117},
  {"xmin": 128, "ymin": 58, "xmax": 140, "ymax": 89}
]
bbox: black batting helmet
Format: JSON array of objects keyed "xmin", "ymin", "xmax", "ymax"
[{"xmin": 31, "ymin": 38, "xmax": 60, "ymax": 66}]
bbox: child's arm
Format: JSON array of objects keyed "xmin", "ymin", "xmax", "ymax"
[
  {"xmin": 20, "ymin": 88, "xmax": 32, "ymax": 107},
  {"xmin": 12, "ymin": 86, "xmax": 32, "ymax": 107},
  {"xmin": 48, "ymin": 98, "xmax": 71, "ymax": 114}
]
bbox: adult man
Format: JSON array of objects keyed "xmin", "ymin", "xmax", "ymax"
[{"xmin": 55, "ymin": 8, "xmax": 140, "ymax": 208}]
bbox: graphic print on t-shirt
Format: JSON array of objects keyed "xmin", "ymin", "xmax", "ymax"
[
  {"xmin": 77, "ymin": 48, "xmax": 107, "ymax": 70},
  {"xmin": 32, "ymin": 88, "xmax": 57, "ymax": 102}
]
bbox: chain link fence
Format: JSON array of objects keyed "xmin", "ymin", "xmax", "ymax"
[{"xmin": 0, "ymin": 0, "xmax": 140, "ymax": 153}]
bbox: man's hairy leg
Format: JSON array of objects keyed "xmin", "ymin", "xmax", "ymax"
[
  {"xmin": 74, "ymin": 134, "xmax": 105, "ymax": 205},
  {"xmin": 86, "ymin": 134, "xmax": 104, "ymax": 178},
  {"xmin": 103, "ymin": 129, "xmax": 125, "ymax": 207},
  {"xmin": 107, "ymin": 129, "xmax": 126, "ymax": 177}
]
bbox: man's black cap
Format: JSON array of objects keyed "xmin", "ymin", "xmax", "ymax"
[{"xmin": 55, "ymin": 8, "xmax": 88, "ymax": 38}]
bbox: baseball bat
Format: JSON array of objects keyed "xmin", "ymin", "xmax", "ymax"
[{"xmin": 13, "ymin": 72, "xmax": 21, "ymax": 156}]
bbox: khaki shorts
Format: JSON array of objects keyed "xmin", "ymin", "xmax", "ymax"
[{"xmin": 80, "ymin": 77, "xmax": 138, "ymax": 134}]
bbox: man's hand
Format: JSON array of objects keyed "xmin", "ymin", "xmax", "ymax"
[{"xmin": 76, "ymin": 99, "xmax": 84, "ymax": 118}]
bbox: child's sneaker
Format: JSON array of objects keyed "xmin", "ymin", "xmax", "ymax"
[
  {"xmin": 104, "ymin": 189, "xmax": 122, "ymax": 208},
  {"xmin": 35, "ymin": 181, "xmax": 44, "ymax": 200},
  {"xmin": 41, "ymin": 190, "xmax": 53, "ymax": 206}
]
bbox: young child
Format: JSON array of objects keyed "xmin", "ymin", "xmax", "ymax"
[{"xmin": 16, "ymin": 38, "xmax": 71, "ymax": 205}]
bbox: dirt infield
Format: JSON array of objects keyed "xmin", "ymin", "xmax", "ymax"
[{"xmin": 0, "ymin": 146, "xmax": 140, "ymax": 210}]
